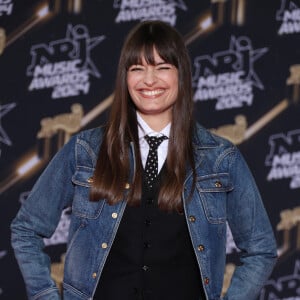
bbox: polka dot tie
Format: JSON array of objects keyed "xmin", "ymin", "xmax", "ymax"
[{"xmin": 144, "ymin": 135, "xmax": 168, "ymax": 188}]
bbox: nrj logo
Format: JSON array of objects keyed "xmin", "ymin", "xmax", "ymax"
[
  {"xmin": 113, "ymin": 0, "xmax": 187, "ymax": 26},
  {"xmin": 0, "ymin": 0, "xmax": 13, "ymax": 16},
  {"xmin": 276, "ymin": 0, "xmax": 300, "ymax": 35},
  {"xmin": 265, "ymin": 129, "xmax": 300, "ymax": 189},
  {"xmin": 27, "ymin": 24, "xmax": 105, "ymax": 99},
  {"xmin": 192, "ymin": 36, "xmax": 268, "ymax": 111},
  {"xmin": 259, "ymin": 260, "xmax": 300, "ymax": 299}
]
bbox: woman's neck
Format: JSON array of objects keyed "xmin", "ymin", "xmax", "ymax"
[{"xmin": 138, "ymin": 113, "xmax": 171, "ymax": 132}]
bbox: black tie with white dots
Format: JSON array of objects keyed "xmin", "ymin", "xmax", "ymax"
[{"xmin": 144, "ymin": 135, "xmax": 168, "ymax": 188}]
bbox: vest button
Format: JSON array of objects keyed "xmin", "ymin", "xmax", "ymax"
[
  {"xmin": 197, "ymin": 244, "xmax": 205, "ymax": 251},
  {"xmin": 142, "ymin": 265, "xmax": 149, "ymax": 271},
  {"xmin": 145, "ymin": 219, "xmax": 152, "ymax": 226},
  {"xmin": 143, "ymin": 242, "xmax": 151, "ymax": 249},
  {"xmin": 124, "ymin": 183, "xmax": 130, "ymax": 189},
  {"xmin": 188, "ymin": 215, "xmax": 196, "ymax": 222}
]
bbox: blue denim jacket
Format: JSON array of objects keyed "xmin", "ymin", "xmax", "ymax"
[{"xmin": 11, "ymin": 123, "xmax": 277, "ymax": 300}]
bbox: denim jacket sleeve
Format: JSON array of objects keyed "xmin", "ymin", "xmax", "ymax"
[
  {"xmin": 223, "ymin": 147, "xmax": 277, "ymax": 300},
  {"xmin": 10, "ymin": 135, "xmax": 78, "ymax": 300}
]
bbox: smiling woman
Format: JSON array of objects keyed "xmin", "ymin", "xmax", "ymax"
[
  {"xmin": 11, "ymin": 20, "xmax": 277, "ymax": 300},
  {"xmin": 90, "ymin": 20, "xmax": 196, "ymax": 211}
]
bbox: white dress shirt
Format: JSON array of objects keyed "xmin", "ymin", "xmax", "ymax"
[{"xmin": 137, "ymin": 112, "xmax": 170, "ymax": 173}]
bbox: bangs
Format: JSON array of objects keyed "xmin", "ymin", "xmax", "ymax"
[{"xmin": 124, "ymin": 35, "xmax": 179, "ymax": 69}]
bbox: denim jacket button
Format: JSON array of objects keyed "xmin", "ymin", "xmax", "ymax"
[
  {"xmin": 197, "ymin": 244, "xmax": 205, "ymax": 251},
  {"xmin": 87, "ymin": 176, "xmax": 94, "ymax": 183},
  {"xmin": 112, "ymin": 212, "xmax": 118, "ymax": 219},
  {"xmin": 92, "ymin": 272, "xmax": 97, "ymax": 279},
  {"xmin": 188, "ymin": 215, "xmax": 196, "ymax": 222},
  {"xmin": 101, "ymin": 242, "xmax": 108, "ymax": 249},
  {"xmin": 204, "ymin": 277, "xmax": 209, "ymax": 284},
  {"xmin": 214, "ymin": 181, "xmax": 222, "ymax": 188}
]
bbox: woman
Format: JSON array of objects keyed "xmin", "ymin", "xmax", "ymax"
[{"xmin": 11, "ymin": 21, "xmax": 277, "ymax": 300}]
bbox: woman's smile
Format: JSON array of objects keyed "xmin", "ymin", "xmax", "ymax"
[{"xmin": 139, "ymin": 89, "xmax": 165, "ymax": 97}]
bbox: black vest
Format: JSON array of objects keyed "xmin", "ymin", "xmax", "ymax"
[{"xmin": 94, "ymin": 168, "xmax": 205, "ymax": 300}]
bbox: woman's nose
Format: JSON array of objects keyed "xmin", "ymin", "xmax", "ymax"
[{"xmin": 143, "ymin": 68, "xmax": 157, "ymax": 86}]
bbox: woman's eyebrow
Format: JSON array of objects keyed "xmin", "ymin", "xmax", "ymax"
[{"xmin": 155, "ymin": 61, "xmax": 170, "ymax": 66}]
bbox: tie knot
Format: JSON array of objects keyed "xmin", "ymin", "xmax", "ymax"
[{"xmin": 145, "ymin": 135, "xmax": 168, "ymax": 150}]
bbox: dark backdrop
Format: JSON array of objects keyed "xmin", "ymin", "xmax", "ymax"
[{"xmin": 0, "ymin": 1, "xmax": 299, "ymax": 299}]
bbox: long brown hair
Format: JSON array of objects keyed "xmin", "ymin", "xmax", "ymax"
[{"xmin": 90, "ymin": 21, "xmax": 195, "ymax": 211}]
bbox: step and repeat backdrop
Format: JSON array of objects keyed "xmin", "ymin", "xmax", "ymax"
[{"xmin": 0, "ymin": 0, "xmax": 300, "ymax": 299}]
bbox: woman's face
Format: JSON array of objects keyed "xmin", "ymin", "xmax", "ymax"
[{"xmin": 127, "ymin": 48, "xmax": 178, "ymax": 126}]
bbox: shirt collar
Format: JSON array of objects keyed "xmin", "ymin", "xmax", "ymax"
[{"xmin": 137, "ymin": 112, "xmax": 171, "ymax": 141}]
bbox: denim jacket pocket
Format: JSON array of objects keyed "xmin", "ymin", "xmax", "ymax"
[
  {"xmin": 196, "ymin": 173, "xmax": 233, "ymax": 224},
  {"xmin": 71, "ymin": 167, "xmax": 105, "ymax": 219}
]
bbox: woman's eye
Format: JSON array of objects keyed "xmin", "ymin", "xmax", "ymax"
[
  {"xmin": 157, "ymin": 65, "xmax": 172, "ymax": 70},
  {"xmin": 129, "ymin": 66, "xmax": 143, "ymax": 72}
]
